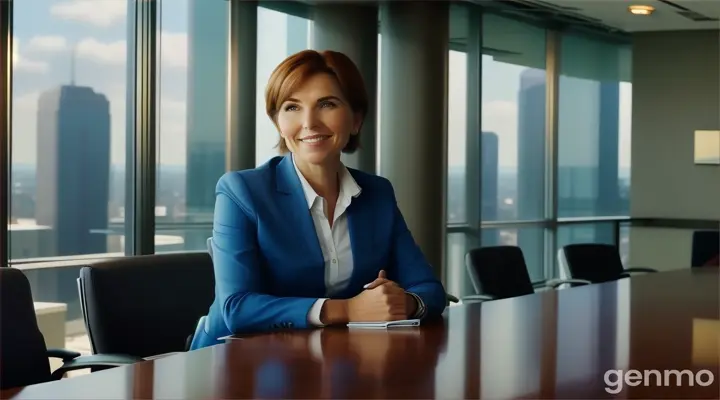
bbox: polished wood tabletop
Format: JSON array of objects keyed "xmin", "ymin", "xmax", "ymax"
[{"xmin": 2, "ymin": 267, "xmax": 718, "ymax": 399}]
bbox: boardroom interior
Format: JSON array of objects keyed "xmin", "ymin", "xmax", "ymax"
[{"xmin": 1, "ymin": 0, "xmax": 719, "ymax": 395}]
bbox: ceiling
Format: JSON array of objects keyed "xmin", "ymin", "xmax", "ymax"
[{"xmin": 535, "ymin": 0, "xmax": 720, "ymax": 32}]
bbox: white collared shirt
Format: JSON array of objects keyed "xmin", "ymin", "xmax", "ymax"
[
  {"xmin": 291, "ymin": 155, "xmax": 426, "ymax": 326},
  {"xmin": 292, "ymin": 155, "xmax": 360, "ymax": 325}
]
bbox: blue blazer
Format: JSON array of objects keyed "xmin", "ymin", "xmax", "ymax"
[{"xmin": 190, "ymin": 154, "xmax": 447, "ymax": 350}]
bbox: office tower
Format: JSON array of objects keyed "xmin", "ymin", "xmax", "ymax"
[
  {"xmin": 35, "ymin": 85, "xmax": 111, "ymax": 256},
  {"xmin": 516, "ymin": 69, "xmax": 546, "ymax": 279},
  {"xmin": 186, "ymin": 0, "xmax": 228, "ymax": 218},
  {"xmin": 481, "ymin": 132, "xmax": 500, "ymax": 246},
  {"xmin": 184, "ymin": 0, "xmax": 228, "ymax": 249}
]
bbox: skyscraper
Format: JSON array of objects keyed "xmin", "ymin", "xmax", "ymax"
[
  {"xmin": 184, "ymin": 0, "xmax": 229, "ymax": 250},
  {"xmin": 35, "ymin": 85, "xmax": 111, "ymax": 256},
  {"xmin": 185, "ymin": 0, "xmax": 228, "ymax": 218},
  {"xmin": 516, "ymin": 68, "xmax": 546, "ymax": 280},
  {"xmin": 481, "ymin": 131, "xmax": 500, "ymax": 246}
]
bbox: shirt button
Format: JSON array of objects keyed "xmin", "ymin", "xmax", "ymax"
[{"xmin": 332, "ymin": 259, "xmax": 337, "ymax": 264}]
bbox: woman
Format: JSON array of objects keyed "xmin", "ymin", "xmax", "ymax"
[{"xmin": 190, "ymin": 50, "xmax": 447, "ymax": 350}]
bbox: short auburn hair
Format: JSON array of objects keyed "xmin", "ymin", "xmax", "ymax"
[{"xmin": 265, "ymin": 49, "xmax": 368, "ymax": 154}]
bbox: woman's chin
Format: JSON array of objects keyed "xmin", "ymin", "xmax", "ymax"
[{"xmin": 294, "ymin": 149, "xmax": 339, "ymax": 165}]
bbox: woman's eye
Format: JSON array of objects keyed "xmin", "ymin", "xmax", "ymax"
[
  {"xmin": 320, "ymin": 101, "xmax": 336, "ymax": 109},
  {"xmin": 284, "ymin": 104, "xmax": 298, "ymax": 112}
]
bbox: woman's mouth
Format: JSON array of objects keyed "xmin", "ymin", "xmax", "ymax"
[{"xmin": 299, "ymin": 135, "xmax": 331, "ymax": 144}]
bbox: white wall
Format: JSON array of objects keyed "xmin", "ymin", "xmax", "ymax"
[{"xmin": 629, "ymin": 30, "xmax": 720, "ymax": 271}]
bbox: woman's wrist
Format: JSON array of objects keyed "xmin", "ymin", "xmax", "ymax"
[{"xmin": 320, "ymin": 299, "xmax": 349, "ymax": 325}]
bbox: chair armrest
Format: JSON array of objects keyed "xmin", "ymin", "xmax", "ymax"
[
  {"xmin": 461, "ymin": 294, "xmax": 495, "ymax": 303},
  {"xmin": 624, "ymin": 267, "xmax": 658, "ymax": 274},
  {"xmin": 47, "ymin": 348, "xmax": 82, "ymax": 362},
  {"xmin": 50, "ymin": 354, "xmax": 144, "ymax": 380},
  {"xmin": 446, "ymin": 294, "xmax": 460, "ymax": 303},
  {"xmin": 545, "ymin": 279, "xmax": 592, "ymax": 289}
]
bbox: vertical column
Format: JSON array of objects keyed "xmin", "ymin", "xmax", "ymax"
[
  {"xmin": 464, "ymin": 4, "xmax": 483, "ymax": 296},
  {"xmin": 379, "ymin": 2, "xmax": 449, "ymax": 278},
  {"xmin": 226, "ymin": 0, "xmax": 257, "ymax": 171},
  {"xmin": 312, "ymin": 3, "xmax": 378, "ymax": 173},
  {"xmin": 131, "ymin": 0, "xmax": 158, "ymax": 255},
  {"xmin": 0, "ymin": 0, "xmax": 11, "ymax": 266},
  {"xmin": 543, "ymin": 29, "xmax": 561, "ymax": 277}
]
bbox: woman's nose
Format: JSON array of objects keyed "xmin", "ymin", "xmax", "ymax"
[{"xmin": 302, "ymin": 109, "xmax": 319, "ymax": 131}]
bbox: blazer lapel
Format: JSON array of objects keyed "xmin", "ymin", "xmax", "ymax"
[
  {"xmin": 344, "ymin": 189, "xmax": 375, "ymax": 297},
  {"xmin": 275, "ymin": 155, "xmax": 324, "ymax": 278}
]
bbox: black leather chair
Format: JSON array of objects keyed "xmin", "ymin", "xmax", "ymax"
[
  {"xmin": 0, "ymin": 267, "xmax": 139, "ymax": 390},
  {"xmin": 464, "ymin": 246, "xmax": 589, "ymax": 302},
  {"xmin": 558, "ymin": 243, "xmax": 657, "ymax": 283},
  {"xmin": 77, "ymin": 253, "xmax": 215, "ymax": 360},
  {"xmin": 691, "ymin": 230, "xmax": 719, "ymax": 267}
]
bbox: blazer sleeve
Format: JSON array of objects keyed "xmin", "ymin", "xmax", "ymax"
[
  {"xmin": 383, "ymin": 179, "xmax": 448, "ymax": 318},
  {"xmin": 212, "ymin": 173, "xmax": 317, "ymax": 334}
]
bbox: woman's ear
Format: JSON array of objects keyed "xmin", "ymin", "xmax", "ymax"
[{"xmin": 352, "ymin": 111, "xmax": 364, "ymax": 135}]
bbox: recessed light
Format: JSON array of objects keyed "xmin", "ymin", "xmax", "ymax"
[{"xmin": 628, "ymin": 5, "xmax": 655, "ymax": 15}]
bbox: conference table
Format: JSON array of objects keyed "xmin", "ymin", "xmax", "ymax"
[{"xmin": 2, "ymin": 267, "xmax": 718, "ymax": 399}]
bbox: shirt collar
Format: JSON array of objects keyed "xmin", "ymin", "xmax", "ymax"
[{"xmin": 291, "ymin": 153, "xmax": 362, "ymax": 209}]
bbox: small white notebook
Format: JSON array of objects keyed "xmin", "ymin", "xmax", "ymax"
[{"xmin": 347, "ymin": 319, "xmax": 421, "ymax": 329}]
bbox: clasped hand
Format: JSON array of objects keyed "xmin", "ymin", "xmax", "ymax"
[{"xmin": 347, "ymin": 270, "xmax": 415, "ymax": 322}]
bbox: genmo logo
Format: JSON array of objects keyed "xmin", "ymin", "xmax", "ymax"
[{"xmin": 604, "ymin": 369, "xmax": 715, "ymax": 394}]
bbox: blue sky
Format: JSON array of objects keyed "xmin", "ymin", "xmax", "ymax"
[{"xmin": 10, "ymin": 0, "xmax": 632, "ymax": 170}]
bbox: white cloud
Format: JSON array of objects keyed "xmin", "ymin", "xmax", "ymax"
[
  {"xmin": 27, "ymin": 36, "xmax": 68, "ymax": 53},
  {"xmin": 50, "ymin": 0, "xmax": 126, "ymax": 28},
  {"xmin": 76, "ymin": 38, "xmax": 126, "ymax": 65},
  {"xmin": 12, "ymin": 37, "xmax": 49, "ymax": 73},
  {"xmin": 74, "ymin": 33, "xmax": 186, "ymax": 68},
  {"xmin": 161, "ymin": 32, "xmax": 188, "ymax": 69}
]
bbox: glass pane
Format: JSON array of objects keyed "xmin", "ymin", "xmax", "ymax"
[
  {"xmin": 482, "ymin": 226, "xmax": 545, "ymax": 282},
  {"xmin": 10, "ymin": 0, "xmax": 130, "ymax": 354},
  {"xmin": 447, "ymin": 49, "xmax": 467, "ymax": 224},
  {"xmin": 446, "ymin": 3, "xmax": 468, "ymax": 224},
  {"xmin": 558, "ymin": 33, "xmax": 632, "ymax": 217},
  {"xmin": 482, "ymin": 14, "xmax": 547, "ymax": 221},
  {"xmin": 255, "ymin": 8, "xmax": 312, "ymax": 166},
  {"xmin": 156, "ymin": 0, "xmax": 225, "ymax": 252},
  {"xmin": 445, "ymin": 232, "xmax": 474, "ymax": 298}
]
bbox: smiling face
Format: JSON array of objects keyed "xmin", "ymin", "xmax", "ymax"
[{"xmin": 275, "ymin": 73, "xmax": 361, "ymax": 166}]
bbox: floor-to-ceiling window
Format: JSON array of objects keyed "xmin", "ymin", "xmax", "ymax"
[
  {"xmin": 156, "ymin": 0, "xmax": 224, "ymax": 253},
  {"xmin": 480, "ymin": 14, "xmax": 548, "ymax": 282},
  {"xmin": 9, "ymin": 0, "xmax": 131, "ymax": 353},
  {"xmin": 556, "ymin": 32, "xmax": 632, "ymax": 265},
  {"xmin": 445, "ymin": 5, "xmax": 633, "ymax": 296}
]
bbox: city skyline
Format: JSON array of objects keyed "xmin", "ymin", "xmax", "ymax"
[{"xmin": 10, "ymin": 0, "xmax": 632, "ymax": 169}]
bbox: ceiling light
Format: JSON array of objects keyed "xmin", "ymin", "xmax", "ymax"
[{"xmin": 628, "ymin": 5, "xmax": 655, "ymax": 15}]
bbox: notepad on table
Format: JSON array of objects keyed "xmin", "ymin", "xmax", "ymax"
[{"xmin": 347, "ymin": 319, "xmax": 421, "ymax": 329}]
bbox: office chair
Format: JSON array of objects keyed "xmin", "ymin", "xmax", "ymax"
[
  {"xmin": 464, "ymin": 246, "xmax": 590, "ymax": 302},
  {"xmin": 77, "ymin": 253, "xmax": 215, "ymax": 360},
  {"xmin": 0, "ymin": 267, "xmax": 139, "ymax": 390},
  {"xmin": 558, "ymin": 243, "xmax": 657, "ymax": 284},
  {"xmin": 205, "ymin": 237, "xmax": 461, "ymax": 305},
  {"xmin": 691, "ymin": 230, "xmax": 719, "ymax": 267}
]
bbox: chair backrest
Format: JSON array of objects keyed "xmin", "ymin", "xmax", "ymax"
[
  {"xmin": 0, "ymin": 268, "xmax": 52, "ymax": 389},
  {"xmin": 465, "ymin": 246, "xmax": 535, "ymax": 299},
  {"xmin": 560, "ymin": 243, "xmax": 625, "ymax": 283},
  {"xmin": 207, "ymin": 237, "xmax": 213, "ymax": 259},
  {"xmin": 78, "ymin": 253, "xmax": 215, "ymax": 358},
  {"xmin": 691, "ymin": 230, "xmax": 719, "ymax": 267}
]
